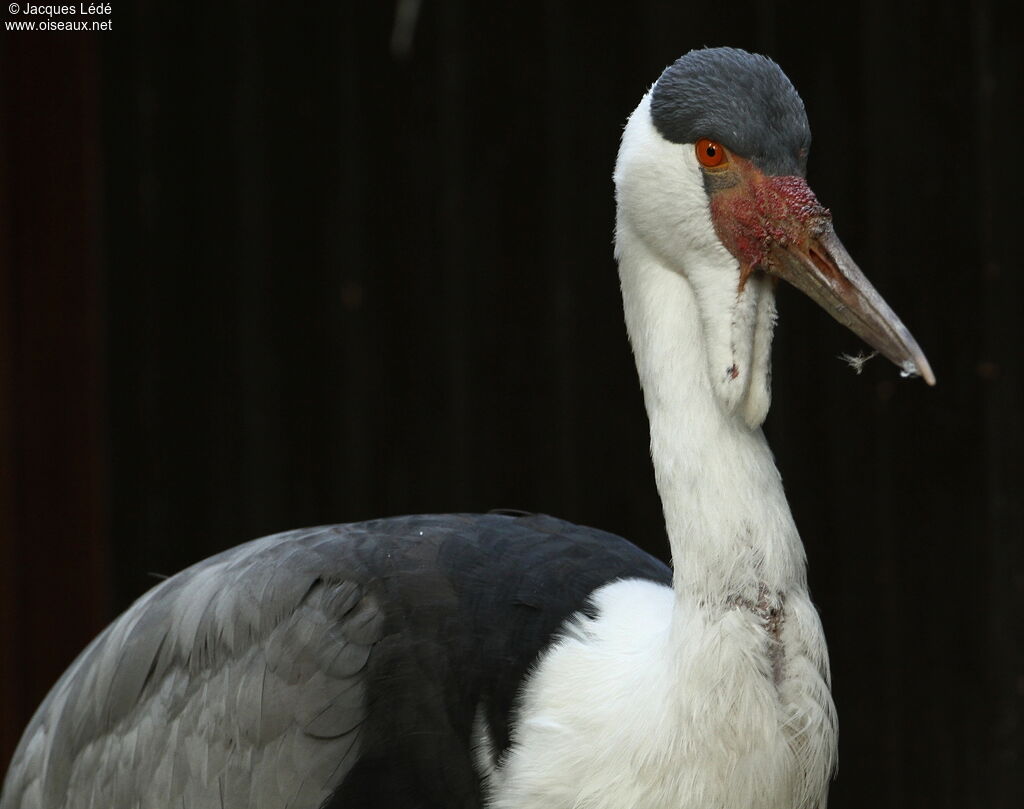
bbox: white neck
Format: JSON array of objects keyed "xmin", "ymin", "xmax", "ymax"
[
  {"xmin": 485, "ymin": 90, "xmax": 836, "ymax": 809},
  {"xmin": 615, "ymin": 224, "xmax": 807, "ymax": 606}
]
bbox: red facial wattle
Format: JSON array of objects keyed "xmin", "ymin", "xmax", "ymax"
[
  {"xmin": 708, "ymin": 162, "xmax": 831, "ymax": 288},
  {"xmin": 700, "ymin": 148, "xmax": 934, "ymax": 385}
]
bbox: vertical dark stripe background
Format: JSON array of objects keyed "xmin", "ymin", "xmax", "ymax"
[
  {"xmin": 2, "ymin": 1, "xmax": 1021, "ymax": 806},
  {"xmin": 0, "ymin": 33, "xmax": 108, "ymax": 764}
]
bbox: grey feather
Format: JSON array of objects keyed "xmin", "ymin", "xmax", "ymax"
[
  {"xmin": 650, "ymin": 47, "xmax": 811, "ymax": 176},
  {"xmin": 1, "ymin": 527, "xmax": 382, "ymax": 809},
  {"xmin": 3, "ymin": 514, "xmax": 669, "ymax": 808}
]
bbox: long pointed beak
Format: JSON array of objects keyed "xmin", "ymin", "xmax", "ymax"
[{"xmin": 766, "ymin": 225, "xmax": 936, "ymax": 385}]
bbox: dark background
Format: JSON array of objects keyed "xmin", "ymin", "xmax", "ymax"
[{"xmin": 2, "ymin": 1, "xmax": 1021, "ymax": 806}]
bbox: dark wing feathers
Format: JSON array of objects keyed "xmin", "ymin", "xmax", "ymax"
[{"xmin": 1, "ymin": 513, "xmax": 670, "ymax": 809}]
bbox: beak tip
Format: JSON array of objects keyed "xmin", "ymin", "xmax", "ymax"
[{"xmin": 902, "ymin": 357, "xmax": 936, "ymax": 387}]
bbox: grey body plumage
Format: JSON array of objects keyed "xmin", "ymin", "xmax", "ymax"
[
  {"xmin": 1, "ymin": 514, "xmax": 669, "ymax": 809},
  {"xmin": 4, "ymin": 527, "xmax": 377, "ymax": 809}
]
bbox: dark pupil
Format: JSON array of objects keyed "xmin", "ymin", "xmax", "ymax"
[{"xmin": 705, "ymin": 145, "xmax": 717, "ymax": 157}]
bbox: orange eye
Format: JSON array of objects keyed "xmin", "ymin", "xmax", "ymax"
[{"xmin": 695, "ymin": 138, "xmax": 727, "ymax": 168}]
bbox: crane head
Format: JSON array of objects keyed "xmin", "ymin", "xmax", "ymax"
[{"xmin": 615, "ymin": 47, "xmax": 935, "ymax": 388}]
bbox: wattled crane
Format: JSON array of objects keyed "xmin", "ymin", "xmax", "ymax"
[{"xmin": 1, "ymin": 47, "xmax": 933, "ymax": 809}]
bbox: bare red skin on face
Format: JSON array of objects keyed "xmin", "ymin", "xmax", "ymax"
[{"xmin": 708, "ymin": 157, "xmax": 831, "ymax": 289}]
